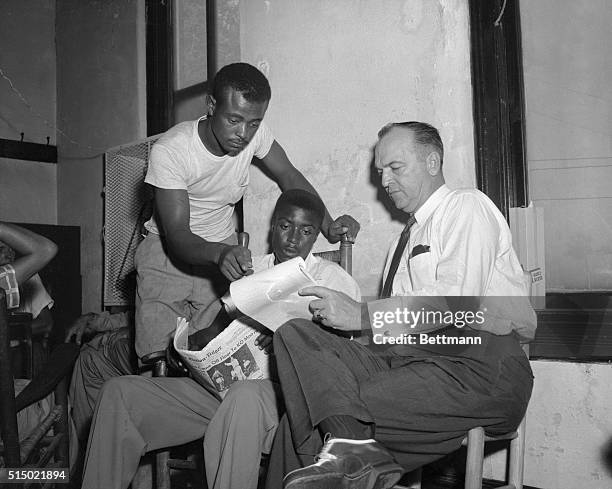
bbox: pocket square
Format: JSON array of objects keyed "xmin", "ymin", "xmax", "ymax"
[{"xmin": 409, "ymin": 244, "xmax": 430, "ymax": 258}]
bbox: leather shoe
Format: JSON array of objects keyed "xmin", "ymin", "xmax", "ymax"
[{"xmin": 283, "ymin": 437, "xmax": 404, "ymax": 489}]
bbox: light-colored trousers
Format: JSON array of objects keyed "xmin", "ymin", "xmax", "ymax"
[
  {"xmin": 81, "ymin": 376, "xmax": 280, "ymax": 489},
  {"xmin": 134, "ymin": 233, "xmax": 236, "ymax": 359},
  {"xmin": 69, "ymin": 328, "xmax": 134, "ymax": 442}
]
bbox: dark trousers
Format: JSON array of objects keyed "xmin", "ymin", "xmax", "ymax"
[{"xmin": 265, "ymin": 319, "xmax": 533, "ymax": 489}]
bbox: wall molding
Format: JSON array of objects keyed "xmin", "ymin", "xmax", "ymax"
[{"xmin": 0, "ymin": 138, "xmax": 57, "ymax": 163}]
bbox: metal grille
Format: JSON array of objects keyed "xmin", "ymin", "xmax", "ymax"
[{"xmin": 103, "ymin": 135, "xmax": 160, "ymax": 306}]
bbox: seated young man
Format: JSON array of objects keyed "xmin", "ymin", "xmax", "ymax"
[
  {"xmin": 0, "ymin": 222, "xmax": 58, "ymax": 440},
  {"xmin": 80, "ymin": 189, "xmax": 361, "ymax": 489}
]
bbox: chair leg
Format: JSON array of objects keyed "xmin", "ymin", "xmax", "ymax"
[
  {"xmin": 410, "ymin": 467, "xmax": 422, "ymax": 488},
  {"xmin": 133, "ymin": 454, "xmax": 154, "ymax": 489},
  {"xmin": 156, "ymin": 450, "xmax": 171, "ymax": 489},
  {"xmin": 393, "ymin": 467, "xmax": 422, "ymax": 489},
  {"xmin": 507, "ymin": 417, "xmax": 526, "ymax": 489},
  {"xmin": 465, "ymin": 427, "xmax": 485, "ymax": 489},
  {"xmin": 25, "ymin": 338, "xmax": 34, "ymax": 379},
  {"xmin": 53, "ymin": 377, "xmax": 70, "ymax": 467}
]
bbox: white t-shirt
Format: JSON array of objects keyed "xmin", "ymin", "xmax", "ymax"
[{"xmin": 144, "ymin": 116, "xmax": 274, "ymax": 242}]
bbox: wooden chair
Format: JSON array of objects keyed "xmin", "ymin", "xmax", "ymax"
[
  {"xmin": 460, "ymin": 415, "xmax": 526, "ymax": 489},
  {"xmin": 140, "ymin": 236, "xmax": 354, "ymax": 489},
  {"xmin": 396, "ymin": 344, "xmax": 531, "ymax": 489},
  {"xmin": 313, "ymin": 234, "xmax": 353, "ymax": 275},
  {"xmin": 8, "ymin": 312, "xmax": 34, "ymax": 379},
  {"xmin": 0, "ymin": 288, "xmax": 79, "ymax": 483}
]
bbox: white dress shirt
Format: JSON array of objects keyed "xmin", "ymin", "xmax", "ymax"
[
  {"xmin": 252, "ymin": 252, "xmax": 360, "ymax": 301},
  {"xmin": 377, "ymin": 184, "xmax": 536, "ymax": 340}
]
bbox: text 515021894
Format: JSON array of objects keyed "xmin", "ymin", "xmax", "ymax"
[{"xmin": 0, "ymin": 468, "xmax": 69, "ymax": 483}]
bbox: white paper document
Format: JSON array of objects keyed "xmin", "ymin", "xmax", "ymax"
[
  {"xmin": 222, "ymin": 257, "xmax": 317, "ymax": 332},
  {"xmin": 173, "ymin": 317, "xmax": 272, "ymax": 399}
]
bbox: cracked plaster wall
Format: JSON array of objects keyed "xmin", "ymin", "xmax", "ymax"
[
  {"xmin": 484, "ymin": 361, "xmax": 612, "ymax": 488},
  {"xmin": 239, "ymin": 0, "xmax": 475, "ymax": 296}
]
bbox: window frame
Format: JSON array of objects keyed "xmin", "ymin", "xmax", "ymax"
[
  {"xmin": 145, "ymin": 0, "xmax": 174, "ymax": 136},
  {"xmin": 468, "ymin": 0, "xmax": 611, "ymax": 361}
]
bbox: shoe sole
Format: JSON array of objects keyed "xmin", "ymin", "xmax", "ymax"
[
  {"xmin": 284, "ymin": 461, "xmax": 404, "ymax": 489},
  {"xmin": 348, "ymin": 460, "xmax": 403, "ymax": 489}
]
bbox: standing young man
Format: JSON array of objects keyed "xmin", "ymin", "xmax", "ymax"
[{"xmin": 136, "ymin": 62, "xmax": 360, "ymax": 360}]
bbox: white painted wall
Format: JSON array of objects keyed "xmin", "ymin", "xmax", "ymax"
[
  {"xmin": 485, "ymin": 361, "xmax": 612, "ymax": 489},
  {"xmin": 240, "ymin": 0, "xmax": 475, "ymax": 296},
  {"xmin": 522, "ymin": 0, "xmax": 612, "ymax": 291},
  {"xmin": 0, "ymin": 0, "xmax": 57, "ymax": 224}
]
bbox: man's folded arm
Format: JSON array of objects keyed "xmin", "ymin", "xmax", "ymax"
[{"xmin": 154, "ymin": 187, "xmax": 229, "ymax": 265}]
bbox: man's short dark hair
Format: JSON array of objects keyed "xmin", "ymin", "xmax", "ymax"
[
  {"xmin": 272, "ymin": 189, "xmax": 326, "ymax": 228},
  {"xmin": 378, "ymin": 121, "xmax": 444, "ymax": 165},
  {"xmin": 212, "ymin": 63, "xmax": 271, "ymax": 104}
]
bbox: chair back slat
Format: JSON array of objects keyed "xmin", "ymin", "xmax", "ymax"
[{"xmin": 313, "ymin": 237, "xmax": 353, "ymax": 275}]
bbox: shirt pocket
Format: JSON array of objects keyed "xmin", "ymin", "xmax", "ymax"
[{"xmin": 408, "ymin": 252, "xmax": 435, "ymax": 289}]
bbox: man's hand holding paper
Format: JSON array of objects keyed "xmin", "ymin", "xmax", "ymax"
[{"xmin": 299, "ymin": 285, "xmax": 361, "ymax": 331}]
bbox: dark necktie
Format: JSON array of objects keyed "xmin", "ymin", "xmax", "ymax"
[{"xmin": 381, "ymin": 215, "xmax": 416, "ymax": 298}]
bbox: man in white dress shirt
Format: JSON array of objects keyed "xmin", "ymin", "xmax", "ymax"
[{"xmin": 264, "ymin": 122, "xmax": 535, "ymax": 489}]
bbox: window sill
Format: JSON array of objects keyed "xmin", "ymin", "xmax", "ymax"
[{"xmin": 531, "ymin": 295, "xmax": 612, "ymax": 361}]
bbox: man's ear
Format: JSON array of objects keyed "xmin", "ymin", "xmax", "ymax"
[
  {"xmin": 206, "ymin": 94, "xmax": 216, "ymax": 117},
  {"xmin": 426, "ymin": 151, "xmax": 442, "ymax": 176}
]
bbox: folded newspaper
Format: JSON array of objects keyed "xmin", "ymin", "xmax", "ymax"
[
  {"xmin": 222, "ymin": 256, "xmax": 317, "ymax": 332},
  {"xmin": 173, "ymin": 257, "xmax": 317, "ymax": 398},
  {"xmin": 174, "ymin": 316, "xmax": 270, "ymax": 399}
]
